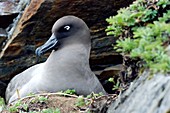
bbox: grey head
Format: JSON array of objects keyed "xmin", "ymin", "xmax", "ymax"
[{"xmin": 35, "ymin": 16, "xmax": 90, "ymax": 56}]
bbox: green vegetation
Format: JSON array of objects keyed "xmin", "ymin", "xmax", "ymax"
[
  {"xmin": 106, "ymin": 0, "xmax": 170, "ymax": 73},
  {"xmin": 37, "ymin": 96, "xmax": 48, "ymax": 103},
  {"xmin": 40, "ymin": 108, "xmax": 60, "ymax": 113},
  {"xmin": 75, "ymin": 96, "xmax": 86, "ymax": 107},
  {"xmin": 86, "ymin": 92, "xmax": 103, "ymax": 99},
  {"xmin": 108, "ymin": 78, "xmax": 122, "ymax": 91},
  {"xmin": 61, "ymin": 89, "xmax": 76, "ymax": 95},
  {"xmin": 1, "ymin": 91, "xmax": 103, "ymax": 113},
  {"xmin": 29, "ymin": 108, "xmax": 61, "ymax": 113},
  {"xmin": 0, "ymin": 97, "xmax": 5, "ymax": 112},
  {"xmin": 29, "ymin": 95, "xmax": 48, "ymax": 104},
  {"xmin": 8, "ymin": 100, "xmax": 22, "ymax": 112},
  {"xmin": 75, "ymin": 92, "xmax": 103, "ymax": 107},
  {"xmin": 7, "ymin": 95, "xmax": 48, "ymax": 113}
]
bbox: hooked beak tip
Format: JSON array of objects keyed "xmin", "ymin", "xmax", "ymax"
[
  {"xmin": 35, "ymin": 34, "xmax": 58, "ymax": 56},
  {"xmin": 35, "ymin": 47, "xmax": 43, "ymax": 56}
]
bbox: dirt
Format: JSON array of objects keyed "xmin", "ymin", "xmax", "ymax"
[{"xmin": 2, "ymin": 93, "xmax": 117, "ymax": 113}]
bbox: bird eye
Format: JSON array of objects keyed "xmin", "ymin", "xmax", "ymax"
[
  {"xmin": 58, "ymin": 25, "xmax": 71, "ymax": 33},
  {"xmin": 64, "ymin": 26, "xmax": 70, "ymax": 31}
]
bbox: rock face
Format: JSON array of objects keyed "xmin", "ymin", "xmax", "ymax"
[
  {"xmin": 107, "ymin": 71, "xmax": 170, "ymax": 113},
  {"xmin": 0, "ymin": 0, "xmax": 134, "ymax": 80},
  {"xmin": 0, "ymin": 0, "xmax": 30, "ymax": 86},
  {"xmin": 0, "ymin": 0, "xmax": 134, "ymax": 98},
  {"xmin": 0, "ymin": 0, "xmax": 20, "ymax": 28},
  {"xmin": 0, "ymin": 28, "xmax": 7, "ymax": 48}
]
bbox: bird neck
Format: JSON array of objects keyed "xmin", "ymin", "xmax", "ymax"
[{"xmin": 46, "ymin": 43, "xmax": 91, "ymax": 65}]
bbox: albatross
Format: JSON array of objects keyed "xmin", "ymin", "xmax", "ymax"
[{"xmin": 5, "ymin": 16, "xmax": 106, "ymax": 103}]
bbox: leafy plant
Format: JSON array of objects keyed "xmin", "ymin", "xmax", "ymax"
[
  {"xmin": 63, "ymin": 89, "xmax": 76, "ymax": 95},
  {"xmin": 0, "ymin": 97, "xmax": 5, "ymax": 112},
  {"xmin": 29, "ymin": 108, "xmax": 61, "ymax": 113},
  {"xmin": 22, "ymin": 103, "xmax": 29, "ymax": 111},
  {"xmin": 106, "ymin": 0, "xmax": 170, "ymax": 73},
  {"xmin": 30, "ymin": 95, "xmax": 48, "ymax": 104},
  {"xmin": 38, "ymin": 96, "xmax": 48, "ymax": 103},
  {"xmin": 75, "ymin": 96, "xmax": 86, "ymax": 107},
  {"xmin": 108, "ymin": 78, "xmax": 122, "ymax": 91},
  {"xmin": 86, "ymin": 92, "xmax": 103, "ymax": 99},
  {"xmin": 58, "ymin": 89, "xmax": 77, "ymax": 96},
  {"xmin": 8, "ymin": 100, "xmax": 22, "ymax": 112},
  {"xmin": 41, "ymin": 108, "xmax": 61, "ymax": 113}
]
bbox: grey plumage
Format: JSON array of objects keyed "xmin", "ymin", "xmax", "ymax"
[{"xmin": 5, "ymin": 16, "xmax": 106, "ymax": 103}]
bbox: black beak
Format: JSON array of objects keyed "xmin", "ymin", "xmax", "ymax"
[{"xmin": 35, "ymin": 34, "xmax": 58, "ymax": 56}]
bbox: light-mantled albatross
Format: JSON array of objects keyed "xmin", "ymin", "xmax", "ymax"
[{"xmin": 5, "ymin": 16, "xmax": 106, "ymax": 103}]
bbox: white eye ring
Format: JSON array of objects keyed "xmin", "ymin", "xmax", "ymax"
[{"xmin": 64, "ymin": 26, "xmax": 70, "ymax": 30}]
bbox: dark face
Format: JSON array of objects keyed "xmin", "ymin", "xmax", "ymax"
[
  {"xmin": 35, "ymin": 16, "xmax": 90, "ymax": 56},
  {"xmin": 55, "ymin": 25, "xmax": 73, "ymax": 39},
  {"xmin": 52, "ymin": 23, "xmax": 76, "ymax": 40}
]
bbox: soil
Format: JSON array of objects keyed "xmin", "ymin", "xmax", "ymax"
[{"xmin": 2, "ymin": 93, "xmax": 117, "ymax": 113}]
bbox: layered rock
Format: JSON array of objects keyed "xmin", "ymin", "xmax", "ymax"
[
  {"xmin": 0, "ymin": 0, "xmax": 133, "ymax": 80},
  {"xmin": 0, "ymin": 0, "xmax": 20, "ymax": 28}
]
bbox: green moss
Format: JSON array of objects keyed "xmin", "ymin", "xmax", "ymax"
[{"xmin": 106, "ymin": 0, "xmax": 170, "ymax": 73}]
